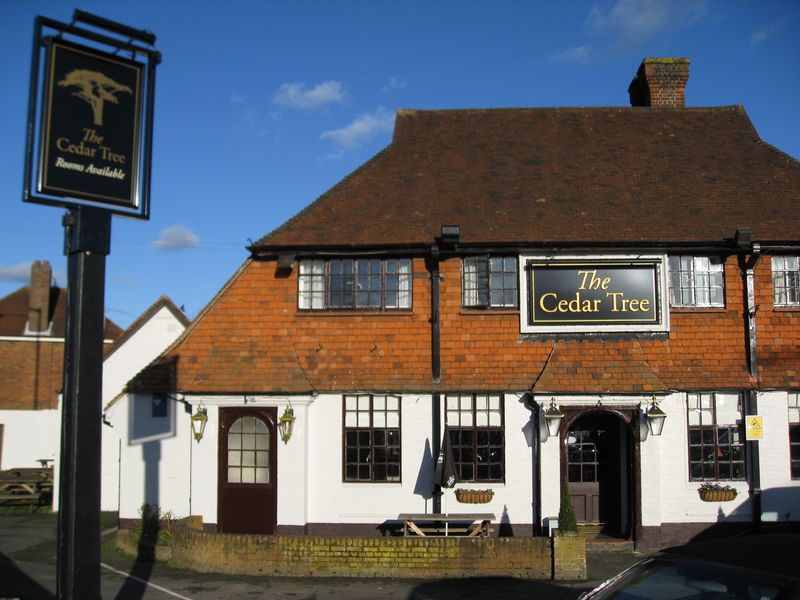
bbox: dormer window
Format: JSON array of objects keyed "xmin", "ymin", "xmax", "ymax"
[
  {"xmin": 462, "ymin": 256, "xmax": 518, "ymax": 309},
  {"xmin": 668, "ymin": 256, "xmax": 725, "ymax": 308},
  {"xmin": 298, "ymin": 258, "xmax": 412, "ymax": 311}
]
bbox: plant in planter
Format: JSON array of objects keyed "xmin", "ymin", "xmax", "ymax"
[
  {"xmin": 698, "ymin": 482, "xmax": 738, "ymax": 502},
  {"xmin": 454, "ymin": 488, "xmax": 494, "ymax": 504},
  {"xmin": 558, "ymin": 487, "xmax": 578, "ymax": 533}
]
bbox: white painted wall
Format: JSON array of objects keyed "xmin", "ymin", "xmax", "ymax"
[
  {"xmin": 99, "ymin": 304, "xmax": 188, "ymax": 512},
  {"xmin": 0, "ymin": 408, "xmax": 60, "ymax": 470}
]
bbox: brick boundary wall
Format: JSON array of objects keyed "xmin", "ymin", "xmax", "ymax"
[
  {"xmin": 144, "ymin": 519, "xmax": 571, "ymax": 579},
  {"xmin": 551, "ymin": 531, "xmax": 587, "ymax": 581}
]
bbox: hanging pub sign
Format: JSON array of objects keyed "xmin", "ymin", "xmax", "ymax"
[
  {"xmin": 38, "ymin": 38, "xmax": 143, "ymax": 209},
  {"xmin": 519, "ymin": 256, "xmax": 669, "ymax": 334}
]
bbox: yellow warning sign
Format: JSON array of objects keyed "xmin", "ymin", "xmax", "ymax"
[{"xmin": 746, "ymin": 416, "xmax": 763, "ymax": 440}]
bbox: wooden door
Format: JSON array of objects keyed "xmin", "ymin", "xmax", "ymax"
[
  {"xmin": 566, "ymin": 414, "xmax": 622, "ymax": 534},
  {"xmin": 218, "ymin": 407, "xmax": 277, "ymax": 534}
]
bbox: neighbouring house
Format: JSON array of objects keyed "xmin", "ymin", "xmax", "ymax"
[
  {"xmin": 98, "ymin": 296, "xmax": 191, "ymax": 514},
  {"xmin": 124, "ymin": 58, "xmax": 800, "ymax": 550},
  {"xmin": 0, "ymin": 260, "xmax": 123, "ymax": 470}
]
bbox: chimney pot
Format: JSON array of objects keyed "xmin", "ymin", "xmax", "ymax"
[
  {"xmin": 28, "ymin": 260, "xmax": 53, "ymax": 334},
  {"xmin": 629, "ymin": 58, "xmax": 690, "ymax": 108}
]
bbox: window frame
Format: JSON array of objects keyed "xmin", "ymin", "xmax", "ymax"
[
  {"xmin": 789, "ymin": 392, "xmax": 800, "ymax": 480},
  {"xmin": 772, "ymin": 256, "xmax": 800, "ymax": 308},
  {"xmin": 668, "ymin": 255, "xmax": 726, "ymax": 308},
  {"xmin": 342, "ymin": 394, "xmax": 402, "ymax": 483},
  {"xmin": 445, "ymin": 393, "xmax": 505, "ymax": 483},
  {"xmin": 687, "ymin": 392, "xmax": 746, "ymax": 482},
  {"xmin": 298, "ymin": 258, "xmax": 413, "ymax": 311},
  {"xmin": 461, "ymin": 255, "xmax": 519, "ymax": 309}
]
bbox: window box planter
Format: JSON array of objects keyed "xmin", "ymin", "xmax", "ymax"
[
  {"xmin": 698, "ymin": 484, "xmax": 737, "ymax": 502},
  {"xmin": 455, "ymin": 489, "xmax": 494, "ymax": 504}
]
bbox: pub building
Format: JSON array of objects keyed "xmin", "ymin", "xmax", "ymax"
[{"xmin": 123, "ymin": 58, "xmax": 800, "ymax": 549}]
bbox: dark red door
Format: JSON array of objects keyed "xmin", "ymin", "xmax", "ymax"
[
  {"xmin": 218, "ymin": 407, "xmax": 277, "ymax": 534},
  {"xmin": 566, "ymin": 414, "xmax": 622, "ymax": 535}
]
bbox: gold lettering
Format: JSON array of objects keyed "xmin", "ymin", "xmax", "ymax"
[
  {"xmin": 539, "ymin": 293, "xmax": 558, "ymax": 313},
  {"xmin": 577, "ymin": 269, "xmax": 611, "ymax": 290}
]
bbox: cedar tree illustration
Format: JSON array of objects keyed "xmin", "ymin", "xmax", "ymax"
[{"xmin": 58, "ymin": 69, "xmax": 132, "ymax": 126}]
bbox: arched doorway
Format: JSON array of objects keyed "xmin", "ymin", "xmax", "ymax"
[
  {"xmin": 564, "ymin": 410, "xmax": 634, "ymax": 538},
  {"xmin": 218, "ymin": 407, "xmax": 277, "ymax": 534}
]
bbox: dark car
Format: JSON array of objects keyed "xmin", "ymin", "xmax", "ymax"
[{"xmin": 580, "ymin": 533, "xmax": 800, "ymax": 600}]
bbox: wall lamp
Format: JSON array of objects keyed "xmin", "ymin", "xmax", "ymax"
[
  {"xmin": 543, "ymin": 398, "xmax": 565, "ymax": 437},
  {"xmin": 190, "ymin": 404, "xmax": 208, "ymax": 442},
  {"xmin": 645, "ymin": 397, "xmax": 667, "ymax": 437},
  {"xmin": 278, "ymin": 404, "xmax": 296, "ymax": 444}
]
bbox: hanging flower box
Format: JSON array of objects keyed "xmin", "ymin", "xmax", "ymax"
[
  {"xmin": 455, "ymin": 489, "xmax": 494, "ymax": 504},
  {"xmin": 698, "ymin": 483, "xmax": 738, "ymax": 502}
]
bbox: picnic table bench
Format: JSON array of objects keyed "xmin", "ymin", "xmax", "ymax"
[
  {"xmin": 0, "ymin": 467, "xmax": 54, "ymax": 508},
  {"xmin": 398, "ymin": 513, "xmax": 495, "ymax": 537}
]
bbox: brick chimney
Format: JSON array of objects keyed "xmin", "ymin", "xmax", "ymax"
[
  {"xmin": 27, "ymin": 260, "xmax": 53, "ymax": 334},
  {"xmin": 628, "ymin": 58, "xmax": 690, "ymax": 107}
]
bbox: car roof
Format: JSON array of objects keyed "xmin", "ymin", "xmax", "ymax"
[{"xmin": 661, "ymin": 533, "xmax": 800, "ymax": 579}]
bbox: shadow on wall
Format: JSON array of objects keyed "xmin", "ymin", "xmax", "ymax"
[{"xmin": 690, "ymin": 486, "xmax": 800, "ymax": 543}]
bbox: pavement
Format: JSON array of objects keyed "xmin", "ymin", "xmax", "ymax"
[{"xmin": 0, "ymin": 512, "xmax": 644, "ymax": 599}]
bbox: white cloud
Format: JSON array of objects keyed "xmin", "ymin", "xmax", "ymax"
[
  {"xmin": 750, "ymin": 19, "xmax": 787, "ymax": 49},
  {"xmin": 151, "ymin": 225, "xmax": 200, "ymax": 251},
  {"xmin": 230, "ymin": 93, "xmax": 247, "ymax": 104},
  {"xmin": 381, "ymin": 77, "xmax": 408, "ymax": 93},
  {"xmin": 0, "ymin": 262, "xmax": 32, "ymax": 282},
  {"xmin": 320, "ymin": 107, "xmax": 395, "ymax": 153},
  {"xmin": 273, "ymin": 81, "xmax": 346, "ymax": 110},
  {"xmin": 548, "ymin": 46, "xmax": 592, "ymax": 63},
  {"xmin": 589, "ymin": 0, "xmax": 708, "ymax": 47}
]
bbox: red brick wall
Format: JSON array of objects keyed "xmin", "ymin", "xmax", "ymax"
[{"xmin": 0, "ymin": 340, "xmax": 64, "ymax": 410}]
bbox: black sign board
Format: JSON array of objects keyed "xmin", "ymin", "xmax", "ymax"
[
  {"xmin": 524, "ymin": 259, "xmax": 665, "ymax": 331},
  {"xmin": 38, "ymin": 38, "xmax": 143, "ymax": 208}
]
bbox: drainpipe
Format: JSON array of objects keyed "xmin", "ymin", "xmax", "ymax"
[
  {"xmin": 736, "ymin": 229, "xmax": 761, "ymax": 528},
  {"xmin": 429, "ymin": 244, "xmax": 443, "ymax": 513}
]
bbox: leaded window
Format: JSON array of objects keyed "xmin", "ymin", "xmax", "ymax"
[
  {"xmin": 298, "ymin": 258, "xmax": 412, "ymax": 310},
  {"xmin": 668, "ymin": 256, "xmax": 725, "ymax": 308},
  {"xmin": 445, "ymin": 393, "xmax": 504, "ymax": 482},
  {"xmin": 772, "ymin": 256, "xmax": 800, "ymax": 308},
  {"xmin": 687, "ymin": 392, "xmax": 745, "ymax": 481},
  {"xmin": 343, "ymin": 394, "xmax": 401, "ymax": 482},
  {"xmin": 462, "ymin": 256, "xmax": 518, "ymax": 308},
  {"xmin": 227, "ymin": 416, "xmax": 271, "ymax": 484}
]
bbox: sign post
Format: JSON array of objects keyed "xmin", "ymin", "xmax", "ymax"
[{"xmin": 24, "ymin": 11, "xmax": 158, "ymax": 599}]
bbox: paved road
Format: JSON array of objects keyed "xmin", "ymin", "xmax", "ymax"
[{"xmin": 0, "ymin": 513, "xmax": 640, "ymax": 599}]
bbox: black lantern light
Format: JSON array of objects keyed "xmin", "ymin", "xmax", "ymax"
[
  {"xmin": 646, "ymin": 397, "xmax": 667, "ymax": 436},
  {"xmin": 543, "ymin": 398, "xmax": 565, "ymax": 437}
]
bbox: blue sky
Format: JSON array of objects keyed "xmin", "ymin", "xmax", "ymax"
[{"xmin": 1, "ymin": 0, "xmax": 798, "ymax": 329}]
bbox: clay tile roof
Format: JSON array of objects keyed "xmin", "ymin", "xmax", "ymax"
[
  {"xmin": 254, "ymin": 106, "xmax": 800, "ymax": 251},
  {"xmin": 532, "ymin": 338, "xmax": 666, "ymax": 394}
]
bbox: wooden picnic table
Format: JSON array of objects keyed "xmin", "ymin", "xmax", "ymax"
[
  {"xmin": 398, "ymin": 513, "xmax": 495, "ymax": 537},
  {"xmin": 0, "ymin": 467, "xmax": 54, "ymax": 507}
]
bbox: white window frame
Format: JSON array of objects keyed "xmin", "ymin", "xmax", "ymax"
[
  {"xmin": 462, "ymin": 256, "xmax": 518, "ymax": 309},
  {"xmin": 668, "ymin": 256, "xmax": 725, "ymax": 308},
  {"xmin": 772, "ymin": 256, "xmax": 800, "ymax": 308}
]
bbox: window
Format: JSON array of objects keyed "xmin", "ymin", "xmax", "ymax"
[
  {"xmin": 687, "ymin": 392, "xmax": 744, "ymax": 481},
  {"xmin": 343, "ymin": 394, "xmax": 401, "ymax": 482},
  {"xmin": 772, "ymin": 256, "xmax": 800, "ymax": 307},
  {"xmin": 445, "ymin": 394, "xmax": 504, "ymax": 482},
  {"xmin": 789, "ymin": 393, "xmax": 800, "ymax": 479},
  {"xmin": 669, "ymin": 256, "xmax": 725, "ymax": 307},
  {"xmin": 227, "ymin": 416, "xmax": 270, "ymax": 484},
  {"xmin": 151, "ymin": 394, "xmax": 168, "ymax": 418},
  {"xmin": 462, "ymin": 256, "xmax": 518, "ymax": 308},
  {"xmin": 298, "ymin": 258, "xmax": 412, "ymax": 310}
]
